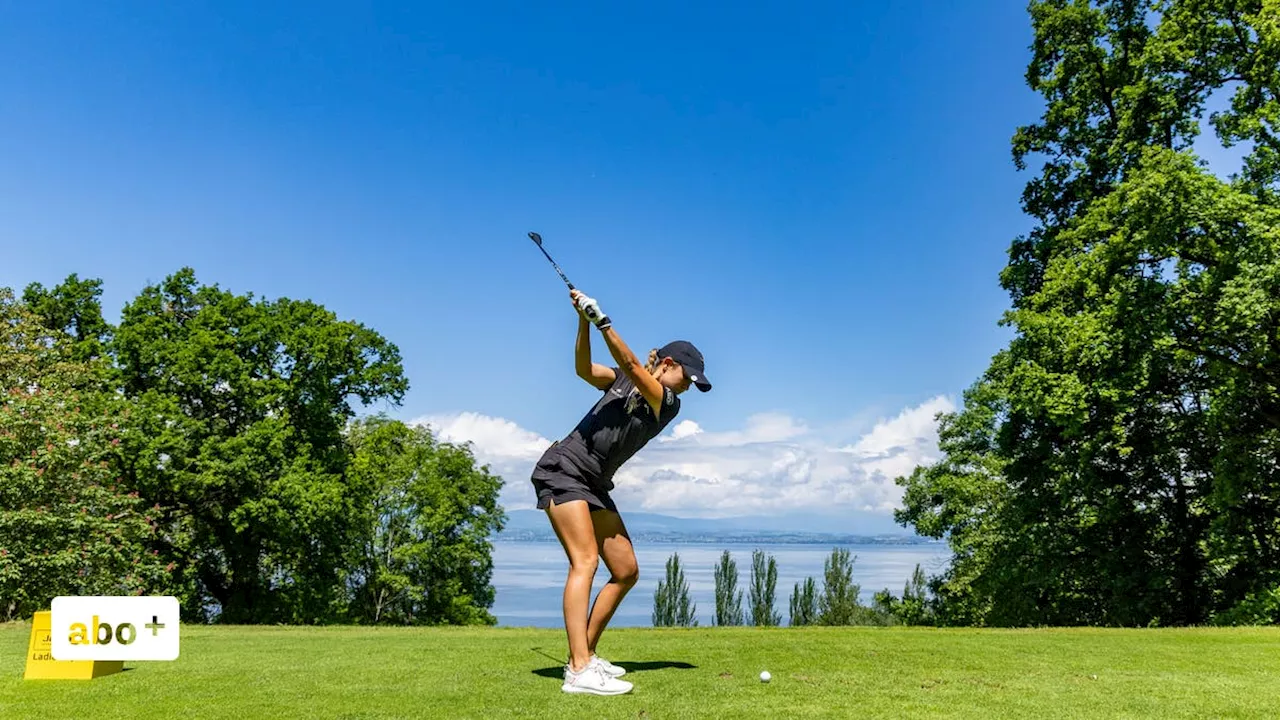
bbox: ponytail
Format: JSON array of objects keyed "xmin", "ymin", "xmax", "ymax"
[{"xmin": 644, "ymin": 348, "xmax": 660, "ymax": 375}]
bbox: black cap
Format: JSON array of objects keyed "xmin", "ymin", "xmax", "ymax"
[{"xmin": 658, "ymin": 340, "xmax": 711, "ymax": 392}]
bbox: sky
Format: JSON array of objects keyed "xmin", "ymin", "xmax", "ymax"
[{"xmin": 2, "ymin": 1, "xmax": 1137, "ymax": 531}]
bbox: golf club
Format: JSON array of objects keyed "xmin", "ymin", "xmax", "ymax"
[
  {"xmin": 527, "ymin": 231, "xmax": 576, "ymax": 290},
  {"xmin": 527, "ymin": 231, "xmax": 603, "ymax": 323}
]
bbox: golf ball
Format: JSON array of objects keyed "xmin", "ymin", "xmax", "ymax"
[{"xmin": 760, "ymin": 670, "xmax": 771, "ymax": 683}]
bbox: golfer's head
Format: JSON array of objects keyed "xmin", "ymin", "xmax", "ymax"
[{"xmin": 652, "ymin": 341, "xmax": 711, "ymax": 395}]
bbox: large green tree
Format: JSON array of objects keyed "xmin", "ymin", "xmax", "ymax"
[
  {"xmin": 0, "ymin": 289, "xmax": 170, "ymax": 621},
  {"xmin": 22, "ymin": 274, "xmax": 114, "ymax": 363},
  {"xmin": 112, "ymin": 268, "xmax": 409, "ymax": 623},
  {"xmin": 896, "ymin": 0, "xmax": 1280, "ymax": 626},
  {"xmin": 344, "ymin": 416, "xmax": 505, "ymax": 625}
]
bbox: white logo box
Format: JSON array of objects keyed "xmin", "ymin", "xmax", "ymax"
[{"xmin": 50, "ymin": 596, "xmax": 180, "ymax": 661}]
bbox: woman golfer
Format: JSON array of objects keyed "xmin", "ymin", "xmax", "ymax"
[{"xmin": 530, "ymin": 287, "xmax": 711, "ymax": 696}]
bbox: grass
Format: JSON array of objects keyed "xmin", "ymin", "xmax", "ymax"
[{"xmin": 2, "ymin": 622, "xmax": 1279, "ymax": 719}]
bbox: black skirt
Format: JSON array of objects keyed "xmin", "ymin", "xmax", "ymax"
[{"xmin": 530, "ymin": 442, "xmax": 618, "ymax": 513}]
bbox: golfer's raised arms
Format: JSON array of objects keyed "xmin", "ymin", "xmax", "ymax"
[
  {"xmin": 574, "ymin": 322, "xmax": 617, "ymax": 390},
  {"xmin": 570, "ymin": 289, "xmax": 617, "ymax": 390},
  {"xmin": 598, "ymin": 325, "xmax": 665, "ymax": 418},
  {"xmin": 568, "ymin": 285, "xmax": 665, "ymax": 417}
]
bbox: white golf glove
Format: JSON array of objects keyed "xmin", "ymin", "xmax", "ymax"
[{"xmin": 575, "ymin": 293, "xmax": 611, "ymax": 329}]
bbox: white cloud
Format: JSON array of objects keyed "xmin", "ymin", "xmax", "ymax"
[
  {"xmin": 843, "ymin": 396, "xmax": 954, "ymax": 459},
  {"xmin": 660, "ymin": 420, "xmax": 703, "ymax": 442},
  {"xmin": 409, "ymin": 412, "xmax": 556, "ymax": 501},
  {"xmin": 414, "ymin": 412, "xmax": 551, "ymax": 461},
  {"xmin": 669, "ymin": 411, "xmax": 809, "ymax": 447},
  {"xmin": 409, "ymin": 396, "xmax": 956, "ymax": 520}
]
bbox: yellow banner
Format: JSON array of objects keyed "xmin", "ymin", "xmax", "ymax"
[{"xmin": 24, "ymin": 611, "xmax": 124, "ymax": 680}]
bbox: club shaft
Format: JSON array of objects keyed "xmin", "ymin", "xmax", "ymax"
[{"xmin": 529, "ymin": 232, "xmax": 575, "ymax": 289}]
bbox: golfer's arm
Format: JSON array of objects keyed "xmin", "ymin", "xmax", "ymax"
[
  {"xmin": 599, "ymin": 325, "xmax": 664, "ymax": 412},
  {"xmin": 575, "ymin": 316, "xmax": 616, "ymax": 390}
]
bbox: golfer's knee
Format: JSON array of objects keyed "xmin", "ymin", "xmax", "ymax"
[
  {"xmin": 614, "ymin": 562, "xmax": 639, "ymax": 588},
  {"xmin": 569, "ymin": 552, "xmax": 599, "ymax": 577}
]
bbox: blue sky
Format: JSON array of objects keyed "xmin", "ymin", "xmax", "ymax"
[{"xmin": 3, "ymin": 1, "xmax": 1054, "ymax": 526}]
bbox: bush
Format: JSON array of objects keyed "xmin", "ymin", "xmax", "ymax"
[
  {"xmin": 789, "ymin": 577, "xmax": 819, "ymax": 626},
  {"xmin": 1212, "ymin": 585, "xmax": 1280, "ymax": 626}
]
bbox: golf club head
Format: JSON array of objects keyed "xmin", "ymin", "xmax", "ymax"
[{"xmin": 526, "ymin": 230, "xmax": 575, "ymax": 290}]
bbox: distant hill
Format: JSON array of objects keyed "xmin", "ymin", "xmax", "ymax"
[{"xmin": 494, "ymin": 508, "xmax": 937, "ymax": 545}]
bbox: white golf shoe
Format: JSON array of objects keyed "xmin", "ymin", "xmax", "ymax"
[
  {"xmin": 592, "ymin": 654, "xmax": 626, "ymax": 677},
  {"xmin": 562, "ymin": 661, "xmax": 634, "ymax": 695}
]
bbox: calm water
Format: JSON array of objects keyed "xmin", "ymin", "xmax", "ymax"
[{"xmin": 491, "ymin": 540, "xmax": 952, "ymax": 627}]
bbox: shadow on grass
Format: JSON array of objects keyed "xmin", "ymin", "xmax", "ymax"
[
  {"xmin": 529, "ymin": 647, "xmax": 698, "ymax": 678},
  {"xmin": 531, "ymin": 661, "xmax": 697, "ymax": 679}
]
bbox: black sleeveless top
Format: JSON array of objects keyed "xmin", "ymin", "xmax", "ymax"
[{"xmin": 540, "ymin": 367, "xmax": 681, "ymax": 492}]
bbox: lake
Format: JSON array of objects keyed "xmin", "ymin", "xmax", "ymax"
[{"xmin": 490, "ymin": 539, "xmax": 952, "ymax": 627}]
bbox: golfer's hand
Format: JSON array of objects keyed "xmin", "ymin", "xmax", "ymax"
[
  {"xmin": 570, "ymin": 290, "xmax": 597, "ymax": 318},
  {"xmin": 570, "ymin": 290, "xmax": 609, "ymax": 329}
]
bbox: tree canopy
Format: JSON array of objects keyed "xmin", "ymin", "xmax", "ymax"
[
  {"xmin": 1, "ymin": 269, "xmax": 505, "ymax": 625},
  {"xmin": 896, "ymin": 0, "xmax": 1280, "ymax": 627}
]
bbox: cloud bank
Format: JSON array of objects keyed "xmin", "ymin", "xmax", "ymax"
[{"xmin": 412, "ymin": 394, "xmax": 955, "ymax": 522}]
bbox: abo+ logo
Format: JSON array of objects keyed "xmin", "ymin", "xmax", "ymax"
[{"xmin": 51, "ymin": 596, "xmax": 180, "ymax": 661}]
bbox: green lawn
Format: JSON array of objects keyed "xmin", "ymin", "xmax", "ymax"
[{"xmin": 2, "ymin": 622, "xmax": 1278, "ymax": 719}]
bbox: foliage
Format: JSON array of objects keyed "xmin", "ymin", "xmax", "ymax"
[
  {"xmin": 2, "ymin": 268, "xmax": 508, "ymax": 626},
  {"xmin": 712, "ymin": 550, "xmax": 744, "ymax": 626},
  {"xmin": 344, "ymin": 415, "xmax": 505, "ymax": 625},
  {"xmin": 898, "ymin": 563, "xmax": 934, "ymax": 625},
  {"xmin": 0, "ymin": 289, "xmax": 171, "ymax": 621},
  {"xmin": 748, "ymin": 549, "xmax": 781, "ymax": 626},
  {"xmin": 817, "ymin": 548, "xmax": 863, "ymax": 625},
  {"xmin": 653, "ymin": 552, "xmax": 697, "ymax": 627},
  {"xmin": 22, "ymin": 274, "xmax": 114, "ymax": 363},
  {"xmin": 872, "ymin": 564, "xmax": 934, "ymax": 626},
  {"xmin": 895, "ymin": 0, "xmax": 1280, "ymax": 627},
  {"xmin": 788, "ymin": 576, "xmax": 819, "ymax": 627},
  {"xmin": 111, "ymin": 267, "xmax": 409, "ymax": 623}
]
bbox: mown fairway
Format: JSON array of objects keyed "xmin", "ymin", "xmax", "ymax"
[{"xmin": 3, "ymin": 623, "xmax": 1279, "ymax": 719}]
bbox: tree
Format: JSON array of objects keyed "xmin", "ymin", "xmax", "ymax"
[
  {"xmin": 112, "ymin": 268, "xmax": 408, "ymax": 623},
  {"xmin": 818, "ymin": 548, "xmax": 861, "ymax": 626},
  {"xmin": 22, "ymin": 274, "xmax": 113, "ymax": 363},
  {"xmin": 343, "ymin": 415, "xmax": 505, "ymax": 625},
  {"xmin": 0, "ymin": 289, "xmax": 170, "ymax": 621},
  {"xmin": 896, "ymin": 0, "xmax": 1280, "ymax": 627},
  {"xmin": 898, "ymin": 563, "xmax": 934, "ymax": 625},
  {"xmin": 789, "ymin": 577, "xmax": 819, "ymax": 627},
  {"xmin": 712, "ymin": 550, "xmax": 744, "ymax": 626},
  {"xmin": 653, "ymin": 552, "xmax": 697, "ymax": 627},
  {"xmin": 748, "ymin": 549, "xmax": 781, "ymax": 626},
  {"xmin": 872, "ymin": 564, "xmax": 933, "ymax": 626}
]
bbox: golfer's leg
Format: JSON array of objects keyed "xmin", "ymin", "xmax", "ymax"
[
  {"xmin": 586, "ymin": 510, "xmax": 639, "ymax": 654},
  {"xmin": 545, "ymin": 499, "xmax": 598, "ymax": 672}
]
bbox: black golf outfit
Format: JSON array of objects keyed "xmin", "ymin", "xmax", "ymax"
[
  {"xmin": 530, "ymin": 340, "xmax": 711, "ymax": 513},
  {"xmin": 531, "ymin": 368, "xmax": 680, "ymax": 512}
]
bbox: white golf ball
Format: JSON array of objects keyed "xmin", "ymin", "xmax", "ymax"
[{"xmin": 760, "ymin": 670, "xmax": 771, "ymax": 683}]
